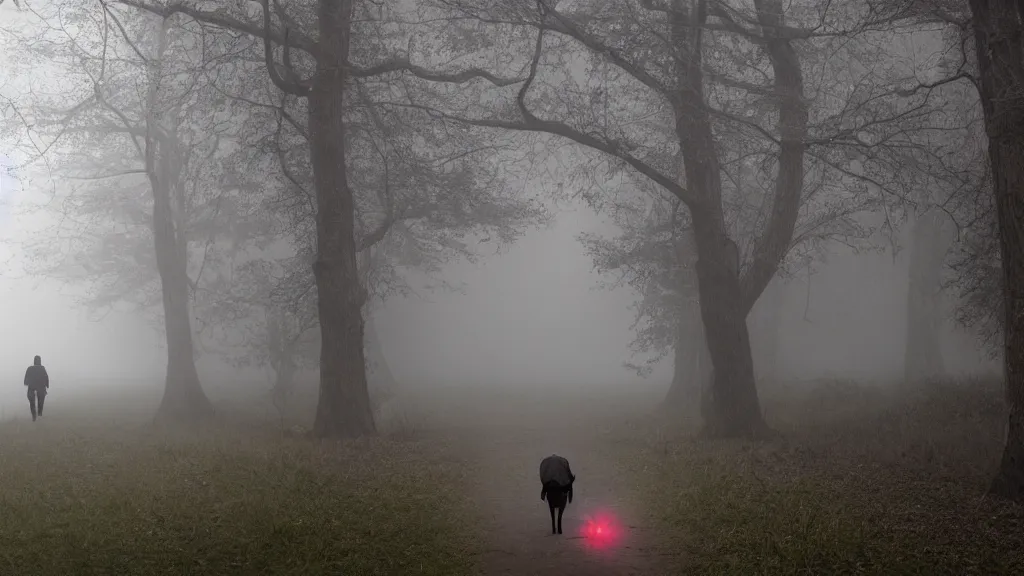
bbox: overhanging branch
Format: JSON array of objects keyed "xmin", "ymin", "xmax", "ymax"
[
  {"xmin": 351, "ymin": 57, "xmax": 524, "ymax": 86},
  {"xmin": 379, "ymin": 100, "xmax": 695, "ymax": 209},
  {"xmin": 114, "ymin": 0, "xmax": 318, "ymax": 56},
  {"xmin": 260, "ymin": 0, "xmax": 310, "ymax": 97}
]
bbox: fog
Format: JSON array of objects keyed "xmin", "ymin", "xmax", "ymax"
[
  {"xmin": 0, "ymin": 0, "xmax": 1000, "ymax": 426},
  {"xmin": 0, "ymin": 145, "xmax": 998, "ymax": 400},
  {"xmin": 0, "ymin": 145, "xmax": 1000, "ymax": 410},
  {"xmin": 4, "ymin": 1, "xmax": 1024, "ymax": 572},
  {"xmin": 0, "ymin": 183, "xmax": 997, "ymax": 410}
]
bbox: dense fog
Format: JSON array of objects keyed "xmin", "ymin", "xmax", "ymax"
[{"xmin": 3, "ymin": 1, "xmax": 1024, "ymax": 573}]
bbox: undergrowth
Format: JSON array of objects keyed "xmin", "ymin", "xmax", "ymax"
[
  {"xmin": 0, "ymin": 420, "xmax": 472, "ymax": 576},
  {"xmin": 623, "ymin": 379, "xmax": 1024, "ymax": 575}
]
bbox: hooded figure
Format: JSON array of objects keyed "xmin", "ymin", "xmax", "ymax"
[
  {"xmin": 539, "ymin": 454, "xmax": 576, "ymax": 535},
  {"xmin": 24, "ymin": 355, "xmax": 49, "ymax": 422}
]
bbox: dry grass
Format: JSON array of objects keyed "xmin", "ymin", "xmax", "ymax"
[
  {"xmin": 0, "ymin": 416, "xmax": 473, "ymax": 576},
  {"xmin": 10, "ymin": 377, "xmax": 1019, "ymax": 575},
  {"xmin": 619, "ymin": 379, "xmax": 1024, "ymax": 575}
]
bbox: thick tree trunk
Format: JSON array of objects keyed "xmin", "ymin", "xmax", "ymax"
[
  {"xmin": 664, "ymin": 0, "xmax": 805, "ymax": 437},
  {"xmin": 152, "ymin": 177, "xmax": 213, "ymax": 422},
  {"xmin": 971, "ymin": 0, "xmax": 1024, "ymax": 502},
  {"xmin": 904, "ymin": 209, "xmax": 954, "ymax": 385},
  {"xmin": 666, "ymin": 3, "xmax": 767, "ymax": 437},
  {"xmin": 691, "ymin": 229, "xmax": 767, "ymax": 436},
  {"xmin": 309, "ymin": 0, "xmax": 375, "ymax": 438}
]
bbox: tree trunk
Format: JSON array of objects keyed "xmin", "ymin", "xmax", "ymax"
[
  {"xmin": 152, "ymin": 176, "xmax": 214, "ymax": 422},
  {"xmin": 664, "ymin": 298, "xmax": 712, "ymax": 419},
  {"xmin": 145, "ymin": 19, "xmax": 212, "ymax": 423},
  {"xmin": 904, "ymin": 208, "xmax": 954, "ymax": 386},
  {"xmin": 309, "ymin": 0, "xmax": 375, "ymax": 438},
  {"xmin": 269, "ymin": 356, "xmax": 296, "ymax": 424},
  {"xmin": 971, "ymin": 0, "xmax": 1024, "ymax": 502},
  {"xmin": 663, "ymin": 0, "xmax": 805, "ymax": 437},
  {"xmin": 364, "ymin": 313, "xmax": 398, "ymax": 408},
  {"xmin": 357, "ymin": 241, "xmax": 398, "ymax": 408},
  {"xmin": 750, "ymin": 277, "xmax": 785, "ymax": 386},
  {"xmin": 665, "ymin": 3, "xmax": 767, "ymax": 437},
  {"xmin": 691, "ymin": 229, "xmax": 767, "ymax": 436}
]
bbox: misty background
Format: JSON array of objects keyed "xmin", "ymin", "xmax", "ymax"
[
  {"xmin": 0, "ymin": 159, "xmax": 997, "ymax": 418},
  {"xmin": 0, "ymin": 0, "xmax": 1000, "ymax": 426}
]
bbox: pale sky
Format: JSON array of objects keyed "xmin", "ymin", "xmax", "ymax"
[{"xmin": 375, "ymin": 204, "xmax": 649, "ymax": 389}]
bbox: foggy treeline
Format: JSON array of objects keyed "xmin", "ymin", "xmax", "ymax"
[{"xmin": 1, "ymin": 0, "xmax": 1024, "ymax": 500}]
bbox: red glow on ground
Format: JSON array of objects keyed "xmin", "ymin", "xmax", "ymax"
[{"xmin": 579, "ymin": 511, "xmax": 623, "ymax": 550}]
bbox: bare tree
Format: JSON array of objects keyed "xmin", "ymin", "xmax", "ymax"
[
  {"xmin": 113, "ymin": 0, "xmax": 543, "ymax": 436},
  {"xmin": 386, "ymin": 0, "xmax": 967, "ymax": 436},
  {"xmin": 199, "ymin": 73, "xmax": 545, "ymax": 420},
  {"xmin": 888, "ymin": 19, "xmax": 988, "ymax": 386},
  {"xmin": 579, "ymin": 128, "xmax": 873, "ymax": 417},
  {"xmin": 2, "ymin": 1, "xmax": 259, "ymax": 420}
]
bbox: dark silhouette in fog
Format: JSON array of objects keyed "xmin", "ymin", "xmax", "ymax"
[
  {"xmin": 539, "ymin": 454, "xmax": 575, "ymax": 535},
  {"xmin": 24, "ymin": 355, "xmax": 48, "ymax": 422}
]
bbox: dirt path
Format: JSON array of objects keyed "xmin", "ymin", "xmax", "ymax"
[{"xmin": 426, "ymin": 387, "xmax": 667, "ymax": 576}]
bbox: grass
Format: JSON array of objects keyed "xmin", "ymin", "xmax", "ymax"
[
  {"xmin": 0, "ymin": 415, "xmax": 474, "ymax": 576},
  {"xmin": 622, "ymin": 379, "xmax": 1024, "ymax": 575},
  {"xmin": 8, "ymin": 377, "xmax": 1020, "ymax": 575}
]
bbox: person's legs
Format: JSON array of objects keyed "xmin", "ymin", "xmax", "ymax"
[
  {"xmin": 37, "ymin": 392, "xmax": 45, "ymax": 417},
  {"xmin": 27, "ymin": 389, "xmax": 36, "ymax": 421}
]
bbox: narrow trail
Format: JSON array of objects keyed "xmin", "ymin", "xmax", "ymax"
[{"xmin": 421, "ymin": 387, "xmax": 668, "ymax": 576}]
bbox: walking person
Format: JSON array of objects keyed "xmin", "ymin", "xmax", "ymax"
[{"xmin": 24, "ymin": 355, "xmax": 48, "ymax": 422}]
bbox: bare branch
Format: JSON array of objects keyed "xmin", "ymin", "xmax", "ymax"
[
  {"xmin": 258, "ymin": 0, "xmax": 310, "ymax": 97},
  {"xmin": 351, "ymin": 57, "xmax": 524, "ymax": 86},
  {"xmin": 114, "ymin": 0, "xmax": 318, "ymax": 55}
]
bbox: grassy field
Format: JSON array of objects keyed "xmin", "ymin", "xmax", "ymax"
[
  {"xmin": 622, "ymin": 379, "xmax": 1024, "ymax": 575},
  {"xmin": 5, "ymin": 378, "xmax": 1022, "ymax": 575},
  {"xmin": 0, "ymin": 414, "xmax": 473, "ymax": 576}
]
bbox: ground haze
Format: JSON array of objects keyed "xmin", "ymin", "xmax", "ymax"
[{"xmin": 1, "ymin": 378, "xmax": 1020, "ymax": 575}]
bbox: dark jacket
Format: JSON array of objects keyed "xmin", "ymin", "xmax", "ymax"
[
  {"xmin": 24, "ymin": 365, "xmax": 49, "ymax": 393},
  {"xmin": 540, "ymin": 454, "xmax": 575, "ymax": 502},
  {"xmin": 540, "ymin": 454, "xmax": 574, "ymax": 486}
]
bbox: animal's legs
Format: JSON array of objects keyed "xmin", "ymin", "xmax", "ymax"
[
  {"xmin": 557, "ymin": 505, "xmax": 565, "ymax": 534},
  {"xmin": 550, "ymin": 505, "xmax": 557, "ymax": 534}
]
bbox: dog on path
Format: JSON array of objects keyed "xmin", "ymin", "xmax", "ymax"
[{"xmin": 539, "ymin": 454, "xmax": 575, "ymax": 535}]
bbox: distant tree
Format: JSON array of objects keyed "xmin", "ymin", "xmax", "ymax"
[
  {"xmin": 1, "ymin": 2, "xmax": 261, "ymax": 421},
  {"xmin": 967, "ymin": 0, "xmax": 1024, "ymax": 502},
  {"xmin": 890, "ymin": 20, "xmax": 989, "ymax": 386},
  {"xmin": 929, "ymin": 12, "xmax": 1004, "ymax": 361}
]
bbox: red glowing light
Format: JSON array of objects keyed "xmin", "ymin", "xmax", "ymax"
[{"xmin": 580, "ymin": 511, "xmax": 623, "ymax": 550}]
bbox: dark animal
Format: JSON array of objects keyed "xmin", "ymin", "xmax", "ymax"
[
  {"xmin": 539, "ymin": 454, "xmax": 575, "ymax": 535},
  {"xmin": 24, "ymin": 355, "xmax": 49, "ymax": 422}
]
